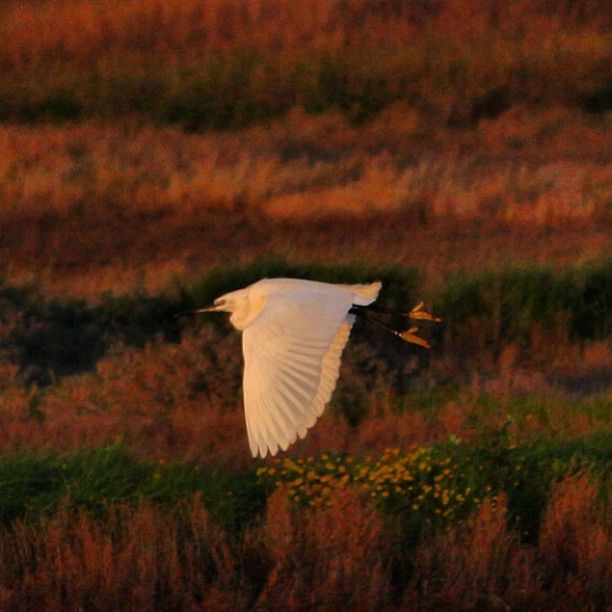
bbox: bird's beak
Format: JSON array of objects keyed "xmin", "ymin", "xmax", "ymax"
[
  {"xmin": 193, "ymin": 305, "xmax": 219, "ymax": 313},
  {"xmin": 174, "ymin": 304, "xmax": 219, "ymax": 319}
]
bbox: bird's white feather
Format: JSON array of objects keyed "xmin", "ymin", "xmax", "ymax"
[{"xmin": 241, "ymin": 282, "xmax": 380, "ymax": 457}]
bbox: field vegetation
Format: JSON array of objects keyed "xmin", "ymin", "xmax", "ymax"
[
  {"xmin": 1, "ymin": 0, "xmax": 609, "ymax": 128},
  {"xmin": 0, "ymin": 260, "xmax": 610, "ymax": 608},
  {"xmin": 0, "ymin": 0, "xmax": 610, "ymax": 609}
]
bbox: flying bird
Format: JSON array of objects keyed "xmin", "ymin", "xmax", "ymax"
[{"xmin": 194, "ymin": 278, "xmax": 440, "ymax": 458}]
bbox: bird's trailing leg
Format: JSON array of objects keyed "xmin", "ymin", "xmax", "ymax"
[
  {"xmin": 361, "ymin": 301, "xmax": 442, "ymax": 323},
  {"xmin": 397, "ymin": 327, "xmax": 432, "ymax": 349},
  {"xmin": 407, "ymin": 301, "xmax": 442, "ymax": 323},
  {"xmin": 349, "ymin": 302, "xmax": 441, "ymax": 349}
]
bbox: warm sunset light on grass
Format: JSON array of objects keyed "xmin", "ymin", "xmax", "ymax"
[{"xmin": 0, "ymin": 0, "xmax": 610, "ymax": 609}]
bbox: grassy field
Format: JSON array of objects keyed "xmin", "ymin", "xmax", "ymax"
[
  {"xmin": 0, "ymin": 261, "xmax": 610, "ymax": 609},
  {"xmin": 0, "ymin": 0, "xmax": 609, "ymax": 128},
  {"xmin": 0, "ymin": 0, "xmax": 610, "ymax": 609}
]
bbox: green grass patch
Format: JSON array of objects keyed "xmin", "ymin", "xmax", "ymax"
[
  {"xmin": 258, "ymin": 431, "xmax": 610, "ymax": 541},
  {"xmin": 0, "ymin": 445, "xmax": 265, "ymax": 535},
  {"xmin": 1, "ymin": 258, "xmax": 610, "ymax": 383},
  {"xmin": 2, "ymin": 431, "xmax": 608, "ymax": 540},
  {"xmin": 436, "ymin": 260, "xmax": 612, "ymax": 354}
]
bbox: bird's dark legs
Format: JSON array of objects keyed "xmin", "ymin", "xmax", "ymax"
[
  {"xmin": 349, "ymin": 303, "xmax": 439, "ymax": 349},
  {"xmin": 354, "ymin": 302, "xmax": 442, "ymax": 322},
  {"xmin": 349, "ymin": 306, "xmax": 404, "ymax": 336},
  {"xmin": 353, "ymin": 303, "xmax": 399, "ymax": 317}
]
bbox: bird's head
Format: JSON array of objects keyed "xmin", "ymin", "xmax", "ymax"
[
  {"xmin": 194, "ymin": 293, "xmax": 236, "ymax": 314},
  {"xmin": 193, "ymin": 287, "xmax": 260, "ymax": 330}
]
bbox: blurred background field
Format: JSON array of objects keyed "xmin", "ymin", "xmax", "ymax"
[{"xmin": 0, "ymin": 0, "xmax": 610, "ymax": 609}]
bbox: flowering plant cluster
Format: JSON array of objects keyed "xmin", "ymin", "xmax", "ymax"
[{"xmin": 257, "ymin": 446, "xmax": 489, "ymax": 523}]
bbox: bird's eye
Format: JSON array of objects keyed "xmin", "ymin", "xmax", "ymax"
[{"xmin": 215, "ymin": 298, "xmax": 226, "ymax": 307}]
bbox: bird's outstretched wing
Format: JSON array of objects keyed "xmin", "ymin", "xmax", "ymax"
[{"xmin": 241, "ymin": 290, "xmax": 355, "ymax": 457}]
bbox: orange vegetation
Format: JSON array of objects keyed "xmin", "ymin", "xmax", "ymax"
[
  {"xmin": 0, "ymin": 0, "xmax": 609, "ymax": 125},
  {"xmin": 0, "ymin": 475, "xmax": 608, "ymax": 610},
  {"xmin": 2, "ymin": 107, "xmax": 609, "ymax": 220},
  {"xmin": 1, "ymin": 107, "xmax": 609, "ymax": 297},
  {"xmin": 0, "ymin": 326, "xmax": 608, "ymax": 467},
  {"xmin": 0, "ymin": 0, "xmax": 609, "ymax": 298},
  {"xmin": 0, "ymin": 2, "xmax": 609, "ymax": 607}
]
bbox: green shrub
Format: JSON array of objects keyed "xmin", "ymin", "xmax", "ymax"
[
  {"xmin": 0, "ymin": 445, "xmax": 265, "ymax": 534},
  {"xmin": 2, "ymin": 259, "xmax": 610, "ymax": 384},
  {"xmin": 436, "ymin": 260, "xmax": 612, "ymax": 359}
]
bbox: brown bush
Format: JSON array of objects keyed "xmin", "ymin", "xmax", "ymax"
[
  {"xmin": 538, "ymin": 473, "xmax": 611, "ymax": 608},
  {"xmin": 0, "ymin": 500, "xmax": 240, "ymax": 611},
  {"xmin": 257, "ymin": 486, "xmax": 394, "ymax": 611},
  {"xmin": 408, "ymin": 495, "xmax": 544, "ymax": 610}
]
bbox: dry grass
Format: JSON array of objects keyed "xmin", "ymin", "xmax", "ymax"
[
  {"xmin": 538, "ymin": 473, "xmax": 611, "ymax": 607},
  {"xmin": 409, "ymin": 495, "xmax": 544, "ymax": 610},
  {"xmin": 0, "ymin": 0, "xmax": 609, "ymax": 128},
  {"xmin": 1, "ymin": 107, "xmax": 609, "ymax": 297},
  {"xmin": 0, "ymin": 1, "xmax": 609, "ymax": 297},
  {"xmin": 0, "ymin": 324, "xmax": 608, "ymax": 467},
  {"xmin": 256, "ymin": 487, "xmax": 392, "ymax": 610},
  {"xmin": 0, "ymin": 500, "xmax": 239, "ymax": 610},
  {"xmin": 0, "ymin": 3, "xmax": 609, "ymax": 607},
  {"xmin": 407, "ymin": 474, "xmax": 610, "ymax": 609},
  {"xmin": 2, "ymin": 0, "xmax": 608, "ymax": 62},
  {"xmin": 2, "ymin": 108, "xmax": 609, "ymax": 219},
  {"xmin": 0, "ymin": 475, "xmax": 608, "ymax": 610}
]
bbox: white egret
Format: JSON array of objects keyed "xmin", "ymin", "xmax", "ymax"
[{"xmin": 195, "ymin": 278, "xmax": 440, "ymax": 458}]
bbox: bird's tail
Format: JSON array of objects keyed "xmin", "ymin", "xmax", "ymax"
[{"xmin": 347, "ymin": 281, "xmax": 382, "ymax": 306}]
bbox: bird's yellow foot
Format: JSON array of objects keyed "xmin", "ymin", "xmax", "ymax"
[
  {"xmin": 399, "ymin": 327, "xmax": 432, "ymax": 349},
  {"xmin": 407, "ymin": 301, "xmax": 442, "ymax": 323},
  {"xmin": 397, "ymin": 303, "xmax": 441, "ymax": 348}
]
